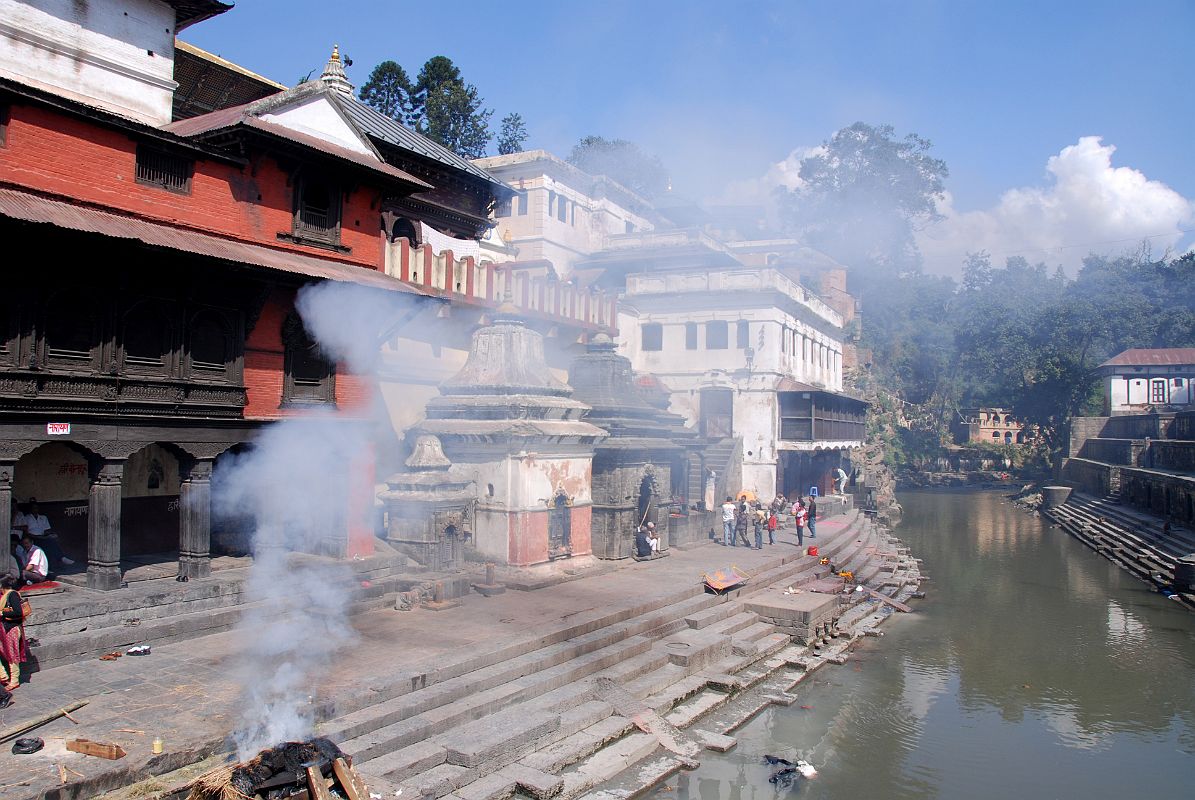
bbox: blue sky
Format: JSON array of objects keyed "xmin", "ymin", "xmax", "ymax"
[{"xmin": 186, "ymin": 1, "xmax": 1195, "ymax": 272}]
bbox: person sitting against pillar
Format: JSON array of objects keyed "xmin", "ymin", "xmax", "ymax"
[
  {"xmin": 634, "ymin": 524, "xmax": 652, "ymax": 558},
  {"xmin": 18, "ymin": 535, "xmax": 48, "ymax": 585},
  {"xmin": 645, "ymin": 522, "xmax": 660, "ymax": 554},
  {"xmin": 0, "ymin": 575, "xmax": 28, "ymax": 690},
  {"xmin": 12, "ymin": 499, "xmax": 72, "ymax": 567}
]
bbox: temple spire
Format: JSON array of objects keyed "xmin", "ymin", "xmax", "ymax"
[{"xmin": 320, "ymin": 44, "xmax": 354, "ymax": 95}]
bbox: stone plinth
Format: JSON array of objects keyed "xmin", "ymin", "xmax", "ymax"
[
  {"xmin": 746, "ymin": 592, "xmax": 839, "ymax": 644},
  {"xmin": 1041, "ymin": 485, "xmax": 1073, "ymax": 509},
  {"xmin": 413, "ymin": 318, "xmax": 606, "ymax": 567},
  {"xmin": 379, "ymin": 435, "xmax": 476, "ymax": 572}
]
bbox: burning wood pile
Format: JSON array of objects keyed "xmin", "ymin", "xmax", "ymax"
[{"xmin": 188, "ymin": 738, "xmax": 371, "ymax": 800}]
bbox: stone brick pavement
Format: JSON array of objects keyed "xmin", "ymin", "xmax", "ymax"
[{"xmin": 0, "ymin": 518, "xmax": 850, "ymax": 800}]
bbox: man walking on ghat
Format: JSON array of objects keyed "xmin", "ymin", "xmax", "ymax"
[
  {"xmin": 721, "ymin": 496, "xmax": 736, "ymax": 547},
  {"xmin": 736, "ymin": 498, "xmax": 752, "ymax": 547}
]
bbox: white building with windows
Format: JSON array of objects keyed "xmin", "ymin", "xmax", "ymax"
[
  {"xmin": 472, "ymin": 150, "xmax": 656, "ymax": 277},
  {"xmin": 579, "ymin": 229, "xmax": 866, "ymax": 500},
  {"xmin": 1098, "ymin": 348, "xmax": 1195, "ymax": 414}
]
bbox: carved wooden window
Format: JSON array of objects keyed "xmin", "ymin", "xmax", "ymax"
[
  {"xmin": 187, "ymin": 311, "xmax": 235, "ymax": 380},
  {"xmin": 135, "ymin": 145, "xmax": 193, "ymax": 193},
  {"xmin": 282, "ymin": 313, "xmax": 335, "ymax": 405},
  {"xmin": 43, "ymin": 293, "xmax": 98, "ymax": 370},
  {"xmin": 293, "ymin": 176, "xmax": 342, "ymax": 246},
  {"xmin": 0, "ymin": 298, "xmax": 13, "ymax": 367},
  {"xmin": 120, "ymin": 302, "xmax": 174, "ymax": 375}
]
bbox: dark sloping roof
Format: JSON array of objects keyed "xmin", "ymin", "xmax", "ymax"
[
  {"xmin": 1100, "ymin": 348, "xmax": 1195, "ymax": 368},
  {"xmin": 173, "ymin": 41, "xmax": 286, "ymax": 121},
  {"xmin": 0, "ymin": 186, "xmax": 430, "ymax": 296},
  {"xmin": 167, "ymin": 0, "xmax": 233, "ymax": 31},
  {"xmin": 334, "ymin": 94, "xmax": 507, "ymax": 190},
  {"xmin": 163, "ymin": 96, "xmax": 432, "ymax": 191}
]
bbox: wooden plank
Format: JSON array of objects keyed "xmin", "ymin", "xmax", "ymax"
[
  {"xmin": 865, "ymin": 587, "xmax": 912, "ymax": 613},
  {"xmin": 66, "ymin": 739, "xmax": 126, "ymax": 760},
  {"xmin": 331, "ymin": 758, "xmax": 368, "ymax": 800},
  {"xmin": 306, "ymin": 767, "xmax": 333, "ymax": 800}
]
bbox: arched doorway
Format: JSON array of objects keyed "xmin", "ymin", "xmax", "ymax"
[
  {"xmin": 119, "ymin": 443, "xmax": 184, "ymax": 575},
  {"xmin": 11, "ymin": 441, "xmax": 93, "ymax": 574},
  {"xmin": 211, "ymin": 443, "xmax": 255, "ymax": 557}
]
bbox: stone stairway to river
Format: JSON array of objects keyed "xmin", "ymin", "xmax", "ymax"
[{"xmin": 317, "ymin": 508, "xmax": 918, "ymax": 800}]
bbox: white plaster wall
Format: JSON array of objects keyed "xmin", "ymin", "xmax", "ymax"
[
  {"xmin": 0, "ymin": 0, "xmax": 177, "ymax": 124},
  {"xmin": 262, "ymin": 96, "xmax": 376, "ymax": 156}
]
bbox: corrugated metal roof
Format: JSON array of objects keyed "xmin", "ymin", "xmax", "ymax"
[
  {"xmin": 1100, "ymin": 348, "xmax": 1195, "ymax": 367},
  {"xmin": 334, "ymin": 95, "xmax": 508, "ymax": 188},
  {"xmin": 0, "ymin": 187, "xmax": 431, "ymax": 296}
]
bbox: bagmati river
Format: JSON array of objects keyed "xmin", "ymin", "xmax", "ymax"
[{"xmin": 649, "ymin": 489, "xmax": 1195, "ymax": 800}]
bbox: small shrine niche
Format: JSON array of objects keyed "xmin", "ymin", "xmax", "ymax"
[
  {"xmin": 548, "ymin": 488, "xmax": 573, "ymax": 559},
  {"xmin": 379, "ymin": 435, "xmax": 475, "ymax": 572}
]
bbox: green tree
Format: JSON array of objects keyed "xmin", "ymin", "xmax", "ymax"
[
  {"xmin": 567, "ymin": 136, "xmax": 670, "ymax": 198},
  {"xmin": 783, "ymin": 122, "xmax": 948, "ymax": 276},
  {"xmin": 496, "ymin": 113, "xmax": 528, "ymax": 155},
  {"xmin": 410, "ymin": 56, "xmax": 492, "ymax": 157},
  {"xmin": 358, "ymin": 60, "xmax": 415, "ymax": 124}
]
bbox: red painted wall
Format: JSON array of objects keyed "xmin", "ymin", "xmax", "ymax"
[
  {"xmin": 506, "ymin": 506, "xmax": 593, "ymax": 567},
  {"xmin": 0, "ymin": 104, "xmax": 385, "ymax": 269}
]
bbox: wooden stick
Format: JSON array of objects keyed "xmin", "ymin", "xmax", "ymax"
[
  {"xmin": 0, "ymin": 700, "xmax": 89, "ymax": 742},
  {"xmin": 306, "ymin": 767, "xmax": 333, "ymax": 800},
  {"xmin": 61, "ymin": 709, "xmax": 79, "ymax": 724},
  {"xmin": 331, "ymin": 758, "xmax": 368, "ymax": 800},
  {"xmin": 114, "ymin": 729, "xmax": 144, "ymax": 735},
  {"xmin": 57, "ymin": 764, "xmax": 67, "ymax": 785}
]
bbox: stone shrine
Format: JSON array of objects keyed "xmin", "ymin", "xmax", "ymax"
[
  {"xmin": 379, "ymin": 434, "xmax": 475, "ymax": 572},
  {"xmin": 569, "ymin": 335, "xmax": 696, "ymax": 559},
  {"xmin": 412, "ymin": 317, "xmax": 606, "ymax": 567}
]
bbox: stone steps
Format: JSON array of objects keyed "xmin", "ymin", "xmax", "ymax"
[{"xmin": 345, "ymin": 510, "xmax": 891, "ymax": 800}]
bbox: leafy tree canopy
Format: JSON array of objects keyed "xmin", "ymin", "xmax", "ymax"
[
  {"xmin": 782, "ymin": 122, "xmax": 948, "ymax": 277},
  {"xmin": 567, "ymin": 136, "xmax": 670, "ymax": 199},
  {"xmin": 496, "ymin": 113, "xmax": 529, "ymax": 155},
  {"xmin": 358, "ymin": 60, "xmax": 414, "ymax": 124}
]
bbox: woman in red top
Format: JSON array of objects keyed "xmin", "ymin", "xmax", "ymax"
[{"xmin": 0, "ymin": 575, "xmax": 28, "ymax": 690}]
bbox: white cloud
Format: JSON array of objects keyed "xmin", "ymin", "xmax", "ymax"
[
  {"xmin": 917, "ymin": 136, "xmax": 1195, "ymax": 275},
  {"xmin": 719, "ymin": 144, "xmax": 823, "ymax": 205}
]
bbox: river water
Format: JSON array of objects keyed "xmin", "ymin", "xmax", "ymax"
[{"xmin": 650, "ymin": 489, "xmax": 1195, "ymax": 799}]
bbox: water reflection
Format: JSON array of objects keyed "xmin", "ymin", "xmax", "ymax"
[{"xmin": 649, "ymin": 490, "xmax": 1195, "ymax": 799}]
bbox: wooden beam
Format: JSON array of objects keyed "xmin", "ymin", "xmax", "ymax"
[
  {"xmin": 306, "ymin": 767, "xmax": 333, "ymax": 800},
  {"xmin": 331, "ymin": 758, "xmax": 368, "ymax": 800},
  {"xmin": 865, "ymin": 587, "xmax": 912, "ymax": 613},
  {"xmin": 66, "ymin": 739, "xmax": 126, "ymax": 760}
]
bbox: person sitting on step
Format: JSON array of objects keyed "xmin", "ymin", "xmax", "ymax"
[{"xmin": 18, "ymin": 535, "xmax": 47, "ymax": 586}]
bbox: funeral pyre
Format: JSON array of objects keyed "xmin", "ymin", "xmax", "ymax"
[{"xmin": 189, "ymin": 738, "xmax": 370, "ymax": 800}]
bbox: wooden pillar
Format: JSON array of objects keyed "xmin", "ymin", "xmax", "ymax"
[
  {"xmin": 179, "ymin": 458, "xmax": 213, "ymax": 580},
  {"xmin": 87, "ymin": 460, "xmax": 124, "ymax": 591},
  {"xmin": 0, "ymin": 461, "xmax": 14, "ymax": 545}
]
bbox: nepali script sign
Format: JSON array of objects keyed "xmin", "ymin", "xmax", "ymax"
[{"xmin": 46, "ymin": 422, "xmax": 71, "ymax": 436}]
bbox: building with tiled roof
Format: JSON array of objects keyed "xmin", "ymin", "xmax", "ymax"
[{"xmin": 1097, "ymin": 348, "xmax": 1195, "ymax": 414}]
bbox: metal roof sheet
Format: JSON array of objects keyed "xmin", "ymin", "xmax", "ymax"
[
  {"xmin": 0, "ymin": 187, "xmax": 431, "ymax": 296},
  {"xmin": 334, "ymin": 95, "xmax": 507, "ymax": 188},
  {"xmin": 1100, "ymin": 348, "xmax": 1195, "ymax": 367}
]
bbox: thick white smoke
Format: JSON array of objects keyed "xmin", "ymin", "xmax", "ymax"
[{"xmin": 215, "ymin": 282, "xmax": 422, "ymax": 758}]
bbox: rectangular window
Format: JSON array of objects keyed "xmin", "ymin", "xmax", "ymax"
[
  {"xmin": 135, "ymin": 145, "xmax": 192, "ymax": 193},
  {"xmin": 518, "ymin": 191, "xmax": 530, "ymax": 215},
  {"xmin": 548, "ymin": 191, "xmax": 556, "ymax": 218},
  {"xmin": 625, "ymin": 220, "xmax": 635, "ymax": 234},
  {"xmin": 291, "ymin": 175, "xmax": 342, "ymax": 247},
  {"xmin": 557, "ymin": 197, "xmax": 568, "ymax": 222},
  {"xmin": 685, "ymin": 322, "xmax": 698, "ymax": 350},
  {"xmin": 706, "ymin": 320, "xmax": 728, "ymax": 350},
  {"xmin": 642, "ymin": 322, "xmax": 663, "ymax": 352},
  {"xmin": 283, "ymin": 314, "xmax": 336, "ymax": 405},
  {"xmin": 736, "ymin": 320, "xmax": 749, "ymax": 349},
  {"xmin": 1150, "ymin": 379, "xmax": 1167, "ymax": 404},
  {"xmin": 495, "ymin": 196, "xmax": 512, "ymax": 218}
]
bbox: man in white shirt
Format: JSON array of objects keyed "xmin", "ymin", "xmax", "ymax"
[
  {"xmin": 13, "ymin": 499, "xmax": 72, "ymax": 566},
  {"xmin": 19, "ymin": 534, "xmax": 48, "ymax": 584},
  {"xmin": 721, "ymin": 496, "xmax": 737, "ymax": 547}
]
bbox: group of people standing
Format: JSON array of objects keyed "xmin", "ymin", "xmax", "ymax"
[{"xmin": 720, "ymin": 494, "xmax": 817, "ymax": 549}]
